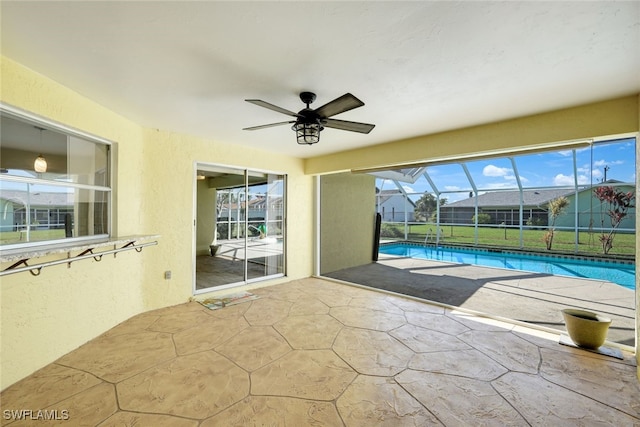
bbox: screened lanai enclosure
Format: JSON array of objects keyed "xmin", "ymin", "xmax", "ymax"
[{"xmin": 373, "ymin": 137, "xmax": 636, "ymax": 257}]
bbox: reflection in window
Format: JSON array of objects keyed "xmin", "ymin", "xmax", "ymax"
[{"xmin": 0, "ymin": 110, "xmax": 111, "ymax": 248}]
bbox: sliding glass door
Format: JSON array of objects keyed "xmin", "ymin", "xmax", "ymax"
[{"xmin": 194, "ymin": 164, "xmax": 285, "ymax": 293}]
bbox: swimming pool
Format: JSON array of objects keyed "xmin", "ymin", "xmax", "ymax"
[{"xmin": 379, "ymin": 243, "xmax": 635, "ymax": 290}]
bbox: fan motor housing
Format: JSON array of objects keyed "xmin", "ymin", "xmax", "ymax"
[
  {"xmin": 299, "ymin": 91, "xmax": 316, "ymax": 105},
  {"xmin": 297, "ymin": 108, "xmax": 321, "ymax": 124}
]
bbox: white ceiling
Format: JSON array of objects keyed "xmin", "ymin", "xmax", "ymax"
[{"xmin": 1, "ymin": 1, "xmax": 639, "ymax": 159}]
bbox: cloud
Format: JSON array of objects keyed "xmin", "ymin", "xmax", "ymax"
[
  {"xmin": 483, "ymin": 165, "xmax": 510, "ymax": 177},
  {"xmin": 402, "ymin": 185, "xmax": 414, "ymax": 193},
  {"xmin": 553, "ymin": 173, "xmax": 590, "ymax": 186},
  {"xmin": 481, "ymin": 165, "xmax": 529, "ymax": 184},
  {"xmin": 577, "ymin": 175, "xmax": 590, "ymax": 184},
  {"xmin": 443, "ymin": 185, "xmax": 461, "ymax": 191},
  {"xmin": 594, "ymin": 159, "xmax": 624, "ymax": 167},
  {"xmin": 576, "ymin": 166, "xmax": 603, "ymax": 181},
  {"xmin": 553, "ymin": 174, "xmax": 574, "ymax": 186},
  {"xmin": 502, "ymin": 174, "xmax": 529, "ymax": 183}
]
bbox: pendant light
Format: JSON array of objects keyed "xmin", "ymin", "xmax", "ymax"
[{"xmin": 33, "ymin": 127, "xmax": 47, "ymax": 173}]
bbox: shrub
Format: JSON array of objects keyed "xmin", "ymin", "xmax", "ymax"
[
  {"xmin": 380, "ymin": 223, "xmax": 404, "ymax": 238},
  {"xmin": 526, "ymin": 216, "xmax": 544, "ymax": 227},
  {"xmin": 545, "ymin": 196, "xmax": 569, "ymax": 250},
  {"xmin": 471, "ymin": 213, "xmax": 492, "ymax": 224}
]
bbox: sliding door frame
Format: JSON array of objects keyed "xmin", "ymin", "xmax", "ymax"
[{"xmin": 192, "ymin": 162, "xmax": 287, "ymax": 295}]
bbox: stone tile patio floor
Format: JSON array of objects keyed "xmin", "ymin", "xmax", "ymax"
[
  {"xmin": 1, "ymin": 277, "xmax": 638, "ymax": 426},
  {"xmin": 327, "ymin": 254, "xmax": 637, "ymax": 347}
]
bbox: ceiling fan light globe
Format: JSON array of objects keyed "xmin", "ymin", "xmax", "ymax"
[{"xmin": 292, "ymin": 122, "xmax": 322, "ymax": 145}]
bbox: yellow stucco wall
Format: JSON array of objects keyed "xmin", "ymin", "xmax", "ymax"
[
  {"xmin": 0, "ymin": 57, "xmax": 313, "ymax": 389},
  {"xmin": 320, "ymin": 172, "xmax": 376, "ymax": 274}
]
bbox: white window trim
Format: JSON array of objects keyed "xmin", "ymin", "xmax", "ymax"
[{"xmin": 0, "ymin": 103, "xmax": 115, "ymax": 252}]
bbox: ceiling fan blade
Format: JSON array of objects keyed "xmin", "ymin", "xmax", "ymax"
[
  {"xmin": 315, "ymin": 93, "xmax": 365, "ymax": 118},
  {"xmin": 245, "ymin": 99, "xmax": 300, "ymax": 117},
  {"xmin": 243, "ymin": 121, "xmax": 295, "ymax": 131},
  {"xmin": 323, "ymin": 118, "xmax": 375, "ymax": 134}
]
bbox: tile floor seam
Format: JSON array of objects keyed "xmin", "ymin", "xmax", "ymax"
[
  {"xmin": 111, "ymin": 378, "xmax": 124, "ymax": 417},
  {"xmin": 533, "ymin": 344, "xmax": 545, "ymax": 376},
  {"xmin": 104, "ymin": 352, "xmax": 179, "ymax": 384},
  {"xmin": 206, "ymin": 348, "xmax": 249, "ymax": 373},
  {"xmin": 50, "ymin": 361, "xmax": 120, "ymax": 386},
  {"xmin": 239, "ymin": 342, "xmax": 294, "ymax": 373},
  {"xmin": 454, "ymin": 337, "xmax": 516, "ymax": 375},
  {"xmin": 12, "ymin": 364, "xmax": 111, "ymax": 413},
  {"xmin": 488, "ymin": 376, "xmax": 533, "ymax": 427},
  {"xmin": 169, "ymin": 331, "xmax": 180, "ymax": 358},
  {"xmin": 387, "ymin": 327, "xmax": 423, "ymax": 356},
  {"xmin": 55, "ymin": 381, "xmax": 119, "ymax": 423},
  {"xmin": 391, "ymin": 373, "xmax": 448, "ymax": 426},
  {"xmin": 329, "ymin": 336, "xmax": 364, "ymax": 377},
  {"xmin": 536, "ymin": 367, "xmax": 640, "ymax": 420},
  {"xmin": 548, "ymin": 382, "xmax": 640, "ymax": 421}
]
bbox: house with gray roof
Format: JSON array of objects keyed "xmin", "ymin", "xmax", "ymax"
[
  {"xmin": 440, "ymin": 183, "xmax": 635, "ymax": 231},
  {"xmin": 440, "ymin": 188, "xmax": 569, "ymax": 226},
  {"xmin": 0, "ymin": 189, "xmax": 73, "ymax": 233}
]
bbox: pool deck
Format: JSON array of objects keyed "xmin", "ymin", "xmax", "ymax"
[{"xmin": 325, "ymin": 254, "xmax": 636, "ymax": 347}]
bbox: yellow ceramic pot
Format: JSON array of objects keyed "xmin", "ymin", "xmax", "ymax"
[{"xmin": 561, "ymin": 309, "xmax": 612, "ymax": 349}]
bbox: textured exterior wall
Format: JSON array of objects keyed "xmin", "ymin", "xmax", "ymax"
[
  {"xmin": 0, "ymin": 57, "xmax": 313, "ymax": 389},
  {"xmin": 137, "ymin": 128, "xmax": 314, "ymax": 310},
  {"xmin": 1, "ymin": 57, "xmax": 148, "ymax": 390},
  {"xmin": 320, "ymin": 172, "xmax": 376, "ymax": 274}
]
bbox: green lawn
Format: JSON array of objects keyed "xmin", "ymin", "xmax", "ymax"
[
  {"xmin": 381, "ymin": 222, "xmax": 636, "ymax": 258},
  {"xmin": 0, "ymin": 229, "xmax": 67, "ymax": 245},
  {"xmin": 3, "ymin": 223, "xmax": 636, "ymax": 258}
]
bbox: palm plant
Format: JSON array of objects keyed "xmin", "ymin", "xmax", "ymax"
[{"xmin": 544, "ymin": 196, "xmax": 569, "ymax": 250}]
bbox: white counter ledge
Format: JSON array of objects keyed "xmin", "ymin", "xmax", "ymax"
[{"xmin": 0, "ymin": 235, "xmax": 159, "ymax": 276}]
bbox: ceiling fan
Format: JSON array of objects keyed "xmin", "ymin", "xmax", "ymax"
[{"xmin": 243, "ymin": 92, "xmax": 375, "ymax": 145}]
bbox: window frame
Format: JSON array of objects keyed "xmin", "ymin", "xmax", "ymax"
[{"xmin": 0, "ymin": 103, "xmax": 114, "ymax": 252}]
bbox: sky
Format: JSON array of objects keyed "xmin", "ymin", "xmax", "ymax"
[{"xmin": 377, "ymin": 137, "xmax": 636, "ymax": 203}]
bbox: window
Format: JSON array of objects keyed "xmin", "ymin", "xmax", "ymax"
[{"xmin": 0, "ymin": 107, "xmax": 112, "ymax": 250}]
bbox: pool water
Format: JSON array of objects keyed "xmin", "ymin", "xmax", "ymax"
[{"xmin": 379, "ymin": 243, "xmax": 635, "ymax": 291}]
